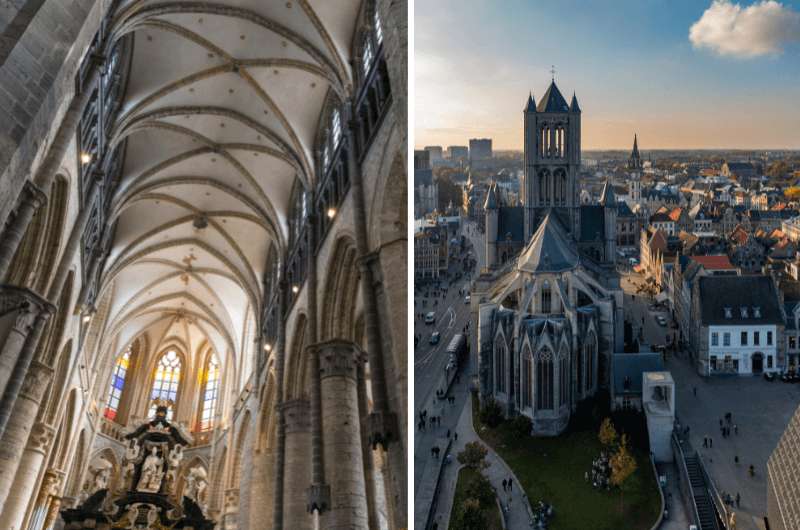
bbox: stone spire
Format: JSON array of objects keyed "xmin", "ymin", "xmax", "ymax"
[
  {"xmin": 569, "ymin": 91, "xmax": 581, "ymax": 113},
  {"xmin": 628, "ymin": 134, "xmax": 642, "ymax": 170},
  {"xmin": 525, "ymin": 91, "xmax": 536, "ymax": 113}
]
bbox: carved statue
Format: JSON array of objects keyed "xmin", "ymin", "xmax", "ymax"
[
  {"xmin": 122, "ymin": 440, "xmax": 140, "ymax": 490},
  {"xmin": 184, "ymin": 466, "xmax": 208, "ymax": 512},
  {"xmin": 136, "ymin": 447, "xmax": 164, "ymax": 493},
  {"xmin": 86, "ymin": 456, "xmax": 113, "ymax": 494},
  {"xmin": 165, "ymin": 444, "xmax": 183, "ymax": 494}
]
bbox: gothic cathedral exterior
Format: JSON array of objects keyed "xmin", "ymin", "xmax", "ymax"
[{"xmin": 476, "ymin": 81, "xmax": 624, "ymax": 436}]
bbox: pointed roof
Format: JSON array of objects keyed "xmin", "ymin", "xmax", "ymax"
[
  {"xmin": 569, "ymin": 92, "xmax": 581, "ymax": 113},
  {"xmin": 628, "ymin": 134, "xmax": 642, "ymax": 170},
  {"xmin": 484, "ymin": 182, "xmax": 498, "ymax": 210},
  {"xmin": 518, "ymin": 211, "xmax": 579, "ymax": 273},
  {"xmin": 599, "ymin": 180, "xmax": 615, "ymax": 206},
  {"xmin": 525, "ymin": 92, "xmax": 536, "ymax": 112},
  {"xmin": 536, "ymin": 81, "xmax": 570, "ymax": 113}
]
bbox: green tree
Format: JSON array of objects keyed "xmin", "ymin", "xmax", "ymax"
[
  {"xmin": 510, "ymin": 415, "xmax": 532, "ymax": 437},
  {"xmin": 436, "ymin": 173, "xmax": 461, "ymax": 211},
  {"xmin": 599, "ymin": 417, "xmax": 618, "ymax": 448},
  {"xmin": 480, "ymin": 397, "xmax": 504, "ymax": 428}
]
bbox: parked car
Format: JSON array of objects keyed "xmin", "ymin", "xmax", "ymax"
[
  {"xmin": 429, "ymin": 332, "xmax": 441, "ymax": 345},
  {"xmin": 425, "ymin": 312, "xmax": 436, "ymax": 324},
  {"xmin": 464, "ymin": 295, "xmax": 471, "ymax": 304}
]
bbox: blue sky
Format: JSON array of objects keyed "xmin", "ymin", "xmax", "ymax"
[{"xmin": 415, "ymin": 0, "xmax": 800, "ymax": 149}]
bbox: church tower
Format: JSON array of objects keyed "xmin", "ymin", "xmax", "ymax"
[
  {"xmin": 523, "ymin": 81, "xmax": 582, "ymax": 242},
  {"xmin": 628, "ymin": 134, "xmax": 642, "ymax": 204}
]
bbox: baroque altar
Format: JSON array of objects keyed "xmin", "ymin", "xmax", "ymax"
[{"xmin": 60, "ymin": 405, "xmax": 214, "ymax": 530}]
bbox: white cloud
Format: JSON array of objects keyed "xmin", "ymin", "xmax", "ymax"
[{"xmin": 689, "ymin": 0, "xmax": 800, "ymax": 57}]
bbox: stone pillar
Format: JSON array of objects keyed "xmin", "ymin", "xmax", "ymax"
[
  {"xmin": 317, "ymin": 340, "xmax": 368, "ymax": 530},
  {"xmin": 0, "ymin": 422, "xmax": 54, "ymax": 529},
  {"xmin": 0, "ymin": 361, "xmax": 53, "ymax": 511},
  {"xmin": 0, "ymin": 293, "xmax": 36, "ymax": 399},
  {"xmin": 0, "ymin": 182, "xmax": 47, "ymax": 282},
  {"xmin": 357, "ymin": 364, "xmax": 381, "ymax": 530},
  {"xmin": 270, "ymin": 278, "xmax": 288, "ymax": 530},
  {"xmin": 0, "ymin": 308, "xmax": 51, "ymax": 437},
  {"xmin": 282, "ymin": 399, "xmax": 312, "ymax": 530},
  {"xmin": 223, "ymin": 488, "xmax": 239, "ymax": 530}
]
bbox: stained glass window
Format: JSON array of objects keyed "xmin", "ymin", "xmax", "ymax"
[
  {"xmin": 362, "ymin": 39, "xmax": 373, "ymax": 75},
  {"xmin": 148, "ymin": 350, "xmax": 181, "ymax": 420},
  {"xmin": 199, "ymin": 354, "xmax": 220, "ymax": 431},
  {"xmin": 104, "ymin": 348, "xmax": 130, "ymax": 421},
  {"xmin": 374, "ymin": 9, "xmax": 383, "ymax": 44}
]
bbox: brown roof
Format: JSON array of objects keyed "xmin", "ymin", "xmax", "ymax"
[
  {"xmin": 731, "ymin": 225, "xmax": 749, "ymax": 245},
  {"xmin": 668, "ymin": 207, "xmax": 683, "ymax": 222},
  {"xmin": 689, "ymin": 255, "xmax": 734, "ymax": 270}
]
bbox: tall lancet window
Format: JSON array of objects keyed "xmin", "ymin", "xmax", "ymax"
[
  {"xmin": 541, "ymin": 281, "xmax": 551, "ymax": 313},
  {"xmin": 199, "ymin": 353, "xmax": 220, "ymax": 431},
  {"xmin": 105, "ymin": 347, "xmax": 131, "ymax": 421},
  {"xmin": 536, "ymin": 349, "xmax": 554, "ymax": 410},
  {"xmin": 149, "ymin": 350, "xmax": 182, "ymax": 420},
  {"xmin": 495, "ymin": 337, "xmax": 506, "ymax": 393},
  {"xmin": 559, "ymin": 352, "xmax": 568, "ymax": 406},
  {"xmin": 522, "ymin": 348, "xmax": 532, "ymax": 408}
]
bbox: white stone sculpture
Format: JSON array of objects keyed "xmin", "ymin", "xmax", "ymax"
[
  {"xmin": 184, "ymin": 466, "xmax": 209, "ymax": 512},
  {"xmin": 122, "ymin": 439, "xmax": 140, "ymax": 489},
  {"xmin": 87, "ymin": 456, "xmax": 113, "ymax": 494},
  {"xmin": 136, "ymin": 447, "xmax": 164, "ymax": 493},
  {"xmin": 165, "ymin": 444, "xmax": 183, "ymax": 494}
]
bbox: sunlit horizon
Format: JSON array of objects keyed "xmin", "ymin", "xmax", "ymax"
[{"xmin": 415, "ymin": 0, "xmax": 800, "ymax": 151}]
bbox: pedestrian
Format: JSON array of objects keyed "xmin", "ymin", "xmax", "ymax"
[
  {"xmin": 502, "ymin": 479, "xmax": 507, "ymax": 491},
  {"xmin": 693, "ymin": 386, "xmax": 697, "ymax": 397},
  {"xmin": 720, "ymin": 418, "xmax": 723, "ymax": 428},
  {"xmin": 508, "ymin": 478, "xmax": 513, "ymax": 492},
  {"xmin": 709, "ymin": 437, "xmax": 713, "ymax": 448},
  {"xmin": 734, "ymin": 455, "xmax": 739, "ymax": 465},
  {"xmin": 749, "ymin": 464, "xmax": 755, "ymax": 477},
  {"xmin": 454, "ymin": 432, "xmax": 458, "ymax": 441},
  {"xmin": 734, "ymin": 424, "xmax": 738, "ymax": 435},
  {"xmin": 703, "ymin": 437, "xmax": 707, "ymax": 448},
  {"xmin": 446, "ymin": 429, "xmax": 451, "ymax": 438},
  {"xmin": 736, "ymin": 493, "xmax": 740, "ymax": 508}
]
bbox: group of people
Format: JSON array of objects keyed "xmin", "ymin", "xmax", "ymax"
[
  {"xmin": 531, "ymin": 499, "xmax": 555, "ymax": 529},
  {"xmin": 417, "ymin": 409, "xmax": 442, "ymax": 431},
  {"xmin": 585, "ymin": 451, "xmax": 612, "ymax": 490}
]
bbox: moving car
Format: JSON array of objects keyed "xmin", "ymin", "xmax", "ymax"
[
  {"xmin": 425, "ymin": 312, "xmax": 436, "ymax": 324},
  {"xmin": 464, "ymin": 295, "xmax": 471, "ymax": 304},
  {"xmin": 429, "ymin": 332, "xmax": 441, "ymax": 345}
]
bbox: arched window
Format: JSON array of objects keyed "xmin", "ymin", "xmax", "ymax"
[
  {"xmin": 541, "ymin": 281, "xmax": 551, "ymax": 313},
  {"xmin": 362, "ymin": 37, "xmax": 374, "ymax": 75},
  {"xmin": 586, "ymin": 333, "xmax": 596, "ymax": 391},
  {"xmin": 148, "ymin": 350, "xmax": 182, "ymax": 420},
  {"xmin": 522, "ymin": 348, "xmax": 532, "ymax": 408},
  {"xmin": 559, "ymin": 352, "xmax": 568, "ymax": 406},
  {"xmin": 198, "ymin": 354, "xmax": 220, "ymax": 431},
  {"xmin": 104, "ymin": 347, "xmax": 131, "ymax": 421},
  {"xmin": 536, "ymin": 349, "xmax": 554, "ymax": 410},
  {"xmin": 495, "ymin": 336, "xmax": 506, "ymax": 393}
]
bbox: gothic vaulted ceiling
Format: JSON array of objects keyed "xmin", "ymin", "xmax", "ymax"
[{"xmin": 96, "ymin": 0, "xmax": 361, "ymax": 377}]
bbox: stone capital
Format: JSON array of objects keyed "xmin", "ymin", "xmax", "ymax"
[
  {"xmin": 27, "ymin": 421, "xmax": 55, "ymax": 454},
  {"xmin": 312, "ymin": 339, "xmax": 364, "ymax": 381},
  {"xmin": 0, "ymin": 285, "xmax": 54, "ymax": 319},
  {"xmin": 367, "ymin": 410, "xmax": 398, "ymax": 450},
  {"xmin": 282, "ymin": 399, "xmax": 310, "ymax": 434},
  {"xmin": 19, "ymin": 360, "xmax": 54, "ymax": 402},
  {"xmin": 224, "ymin": 488, "xmax": 239, "ymax": 510},
  {"xmin": 19, "ymin": 180, "xmax": 47, "ymax": 210},
  {"xmin": 306, "ymin": 483, "xmax": 330, "ymax": 514}
]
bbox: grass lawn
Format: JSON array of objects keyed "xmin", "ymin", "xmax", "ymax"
[
  {"xmin": 472, "ymin": 394, "xmax": 662, "ymax": 530},
  {"xmin": 449, "ymin": 466, "xmax": 503, "ymax": 530}
]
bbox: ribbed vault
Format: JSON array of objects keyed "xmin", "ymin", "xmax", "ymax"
[{"xmin": 96, "ymin": 0, "xmax": 362, "ymax": 392}]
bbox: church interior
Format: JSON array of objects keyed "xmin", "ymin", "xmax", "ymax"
[{"xmin": 0, "ymin": 1, "xmax": 407, "ymax": 529}]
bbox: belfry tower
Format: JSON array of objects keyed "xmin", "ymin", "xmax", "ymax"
[{"xmin": 522, "ymin": 80, "xmax": 582, "ymax": 241}]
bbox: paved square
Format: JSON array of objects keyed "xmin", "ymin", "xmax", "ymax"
[{"xmin": 666, "ymin": 355, "xmax": 800, "ymax": 530}]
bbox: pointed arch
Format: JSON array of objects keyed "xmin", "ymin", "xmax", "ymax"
[
  {"xmin": 535, "ymin": 347, "xmax": 554, "ymax": 411},
  {"xmin": 521, "ymin": 344, "xmax": 532, "ymax": 409},
  {"xmin": 494, "ymin": 329, "xmax": 507, "ymax": 394}
]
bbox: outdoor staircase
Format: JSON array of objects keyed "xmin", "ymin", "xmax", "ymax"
[{"xmin": 684, "ymin": 454, "xmax": 719, "ymax": 530}]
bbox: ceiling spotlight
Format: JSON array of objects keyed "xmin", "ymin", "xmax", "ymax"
[
  {"xmin": 327, "ymin": 208, "xmax": 336, "ymax": 219},
  {"xmin": 80, "ymin": 152, "xmax": 92, "ymax": 165},
  {"xmin": 292, "ymin": 285, "xmax": 299, "ymax": 294},
  {"xmin": 82, "ymin": 314, "xmax": 92, "ymax": 323},
  {"xmin": 263, "ymin": 343, "xmax": 272, "ymax": 352}
]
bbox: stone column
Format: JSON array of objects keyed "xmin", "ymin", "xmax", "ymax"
[
  {"xmin": 223, "ymin": 488, "xmax": 239, "ymax": 530},
  {"xmin": 0, "ymin": 181, "xmax": 47, "ymax": 282},
  {"xmin": 317, "ymin": 340, "xmax": 368, "ymax": 530},
  {"xmin": 270, "ymin": 278, "xmax": 288, "ymax": 530},
  {"xmin": 0, "ymin": 308, "xmax": 51, "ymax": 437},
  {"xmin": 0, "ymin": 293, "xmax": 36, "ymax": 399},
  {"xmin": 0, "ymin": 361, "xmax": 53, "ymax": 511},
  {"xmin": 0, "ymin": 422, "xmax": 54, "ymax": 529},
  {"xmin": 282, "ymin": 399, "xmax": 312, "ymax": 530}
]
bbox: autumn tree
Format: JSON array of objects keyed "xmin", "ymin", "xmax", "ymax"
[
  {"xmin": 610, "ymin": 434, "xmax": 638, "ymax": 511},
  {"xmin": 599, "ymin": 417, "xmax": 618, "ymax": 448},
  {"xmin": 784, "ymin": 187, "xmax": 800, "ymax": 201},
  {"xmin": 457, "ymin": 441, "xmax": 489, "ymax": 470},
  {"xmin": 455, "ymin": 498, "xmax": 487, "ymax": 530}
]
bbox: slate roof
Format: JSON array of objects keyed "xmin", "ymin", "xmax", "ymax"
[
  {"xmin": 579, "ymin": 205, "xmax": 605, "ymax": 241},
  {"xmin": 612, "ymin": 353, "xmax": 664, "ymax": 396},
  {"xmin": 599, "ymin": 180, "xmax": 615, "ymax": 206},
  {"xmin": 569, "ymin": 92, "xmax": 581, "ymax": 113},
  {"xmin": 518, "ymin": 211, "xmax": 579, "ymax": 273},
  {"xmin": 536, "ymin": 81, "xmax": 570, "ymax": 113},
  {"xmin": 484, "ymin": 183, "xmax": 498, "ymax": 209},
  {"xmin": 497, "ymin": 207, "xmax": 524, "ymax": 242},
  {"xmin": 617, "ymin": 201, "xmax": 634, "ymax": 217},
  {"xmin": 525, "ymin": 92, "xmax": 536, "ymax": 112},
  {"xmin": 698, "ymin": 275, "xmax": 784, "ymax": 326}
]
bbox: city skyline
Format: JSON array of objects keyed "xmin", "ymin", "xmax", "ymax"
[{"xmin": 415, "ymin": 0, "xmax": 800, "ymax": 150}]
